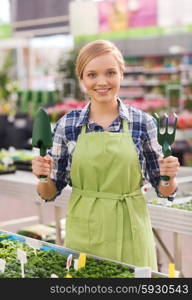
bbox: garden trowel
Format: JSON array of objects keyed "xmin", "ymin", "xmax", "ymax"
[{"xmin": 32, "ymin": 107, "xmax": 52, "ymax": 182}]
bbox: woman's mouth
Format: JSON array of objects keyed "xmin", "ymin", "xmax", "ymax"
[{"xmin": 95, "ymin": 88, "xmax": 111, "ymax": 95}]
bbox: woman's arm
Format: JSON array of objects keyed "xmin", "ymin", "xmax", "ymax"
[
  {"xmin": 37, "ymin": 177, "xmax": 57, "ymax": 201},
  {"xmin": 32, "ymin": 155, "xmax": 57, "ymax": 201}
]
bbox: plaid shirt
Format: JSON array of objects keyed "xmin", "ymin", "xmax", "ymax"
[{"xmin": 48, "ymin": 99, "xmax": 174, "ymax": 200}]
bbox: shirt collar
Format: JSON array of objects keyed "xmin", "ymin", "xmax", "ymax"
[
  {"xmin": 118, "ymin": 98, "xmax": 131, "ymax": 122},
  {"xmin": 75, "ymin": 98, "xmax": 131, "ymax": 128},
  {"xmin": 75, "ymin": 101, "xmax": 90, "ymax": 127}
]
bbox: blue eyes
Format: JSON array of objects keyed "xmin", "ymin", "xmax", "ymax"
[
  {"xmin": 87, "ymin": 71, "xmax": 116, "ymax": 78},
  {"xmin": 108, "ymin": 71, "xmax": 116, "ymax": 76},
  {"xmin": 88, "ymin": 73, "xmax": 96, "ymax": 78}
]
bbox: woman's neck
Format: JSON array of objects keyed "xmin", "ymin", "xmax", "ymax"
[
  {"xmin": 89, "ymin": 99, "xmax": 118, "ymax": 119},
  {"xmin": 89, "ymin": 99, "xmax": 119, "ymax": 130}
]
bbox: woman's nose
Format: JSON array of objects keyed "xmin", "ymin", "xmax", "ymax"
[{"xmin": 96, "ymin": 75, "xmax": 107, "ymax": 85}]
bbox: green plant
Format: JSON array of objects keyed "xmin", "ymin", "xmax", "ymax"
[
  {"xmin": 150, "ymin": 198, "xmax": 192, "ymax": 211},
  {"xmin": 56, "ymin": 49, "xmax": 84, "ymax": 100},
  {"xmin": 0, "ymin": 238, "xmax": 134, "ymax": 278},
  {"xmin": 0, "ymin": 50, "xmax": 19, "ymax": 114}
]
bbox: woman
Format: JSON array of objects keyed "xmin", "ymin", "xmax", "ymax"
[{"xmin": 32, "ymin": 40, "xmax": 180, "ymax": 271}]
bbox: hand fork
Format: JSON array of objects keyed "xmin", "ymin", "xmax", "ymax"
[{"xmin": 154, "ymin": 113, "xmax": 178, "ymax": 186}]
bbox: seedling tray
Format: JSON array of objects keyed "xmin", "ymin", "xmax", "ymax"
[
  {"xmin": 0, "ymin": 230, "xmax": 168, "ymax": 278},
  {"xmin": 0, "ymin": 170, "xmax": 16, "ymax": 175},
  {"xmin": 14, "ymin": 160, "xmax": 32, "ymax": 172}
]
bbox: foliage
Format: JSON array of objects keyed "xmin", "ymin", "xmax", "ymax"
[
  {"xmin": 0, "ymin": 238, "xmax": 134, "ymax": 278},
  {"xmin": 0, "ymin": 51, "xmax": 18, "ymax": 99},
  {"xmin": 56, "ymin": 49, "xmax": 84, "ymax": 101},
  {"xmin": 150, "ymin": 198, "xmax": 192, "ymax": 211},
  {"xmin": 0, "ymin": 50, "xmax": 19, "ymax": 114}
]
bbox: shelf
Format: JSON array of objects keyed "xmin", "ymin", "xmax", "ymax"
[
  {"xmin": 0, "ymin": 170, "xmax": 16, "ymax": 175},
  {"xmin": 122, "ymin": 55, "xmax": 192, "ymax": 102},
  {"xmin": 121, "ymin": 81, "xmax": 192, "ymax": 87},
  {"xmin": 124, "ymin": 67, "xmax": 181, "ymax": 75},
  {"xmin": 119, "ymin": 94, "xmax": 145, "ymax": 99},
  {"xmin": 176, "ymin": 129, "xmax": 192, "ymax": 140},
  {"xmin": 121, "ymin": 81, "xmax": 168, "ymax": 87}
]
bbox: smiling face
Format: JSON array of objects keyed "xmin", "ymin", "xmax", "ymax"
[{"xmin": 81, "ymin": 53, "xmax": 123, "ymax": 105}]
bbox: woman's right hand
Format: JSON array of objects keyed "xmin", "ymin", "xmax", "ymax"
[{"xmin": 32, "ymin": 155, "xmax": 53, "ymax": 179}]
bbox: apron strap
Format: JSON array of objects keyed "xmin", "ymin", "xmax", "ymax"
[
  {"xmin": 72, "ymin": 186, "xmax": 141, "ymax": 200},
  {"xmin": 81, "ymin": 124, "xmax": 87, "ymax": 134},
  {"xmin": 122, "ymin": 119, "xmax": 129, "ymax": 132}
]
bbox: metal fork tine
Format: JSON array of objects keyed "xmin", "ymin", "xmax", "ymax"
[
  {"xmin": 164, "ymin": 113, "xmax": 169, "ymax": 134},
  {"xmin": 173, "ymin": 113, "xmax": 178, "ymax": 137},
  {"xmin": 154, "ymin": 112, "xmax": 177, "ymax": 146},
  {"xmin": 168, "ymin": 113, "xmax": 178, "ymax": 144}
]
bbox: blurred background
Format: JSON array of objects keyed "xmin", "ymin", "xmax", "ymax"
[
  {"xmin": 1, "ymin": 0, "xmax": 192, "ymax": 164},
  {"xmin": 1, "ymin": 0, "xmax": 192, "ymax": 277}
]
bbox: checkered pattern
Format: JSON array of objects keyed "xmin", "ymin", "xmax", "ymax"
[{"xmin": 48, "ymin": 99, "xmax": 173, "ymax": 200}]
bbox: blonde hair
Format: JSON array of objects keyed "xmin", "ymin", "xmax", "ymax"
[{"xmin": 76, "ymin": 40, "xmax": 125, "ymax": 79}]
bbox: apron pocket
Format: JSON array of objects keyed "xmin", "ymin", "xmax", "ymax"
[
  {"xmin": 65, "ymin": 216, "xmax": 90, "ymax": 252},
  {"xmin": 89, "ymin": 219, "xmax": 103, "ymax": 247}
]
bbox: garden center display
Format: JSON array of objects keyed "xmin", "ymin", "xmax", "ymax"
[
  {"xmin": 0, "ymin": 230, "xmax": 167, "ymax": 278},
  {"xmin": 0, "ymin": 160, "xmax": 16, "ymax": 174},
  {"xmin": 0, "ymin": 149, "xmax": 34, "ymax": 172}
]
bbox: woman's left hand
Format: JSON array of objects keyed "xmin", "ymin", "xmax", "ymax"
[{"xmin": 158, "ymin": 156, "xmax": 180, "ymax": 179}]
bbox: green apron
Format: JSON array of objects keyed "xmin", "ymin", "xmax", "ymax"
[{"xmin": 65, "ymin": 118, "xmax": 157, "ymax": 271}]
